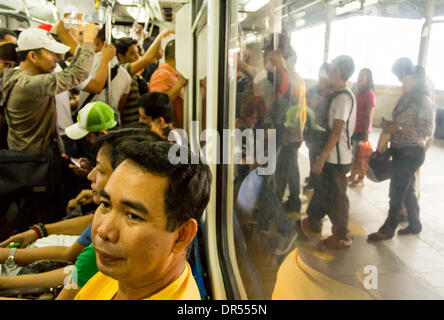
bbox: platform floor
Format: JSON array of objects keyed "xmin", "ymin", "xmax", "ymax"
[{"xmin": 235, "ymin": 129, "xmax": 444, "ymax": 299}]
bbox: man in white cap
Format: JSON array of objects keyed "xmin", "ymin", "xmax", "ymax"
[{"xmin": 1, "ymin": 24, "xmax": 99, "ymax": 152}]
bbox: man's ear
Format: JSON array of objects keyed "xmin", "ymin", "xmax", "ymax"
[
  {"xmin": 28, "ymin": 51, "xmax": 39, "ymax": 64},
  {"xmin": 172, "ymin": 218, "xmax": 197, "ymax": 255},
  {"xmin": 153, "ymin": 117, "xmax": 166, "ymax": 128}
]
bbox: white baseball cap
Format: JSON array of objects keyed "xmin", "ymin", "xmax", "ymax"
[
  {"xmin": 65, "ymin": 101, "xmax": 117, "ymax": 140},
  {"xmin": 16, "ymin": 28, "xmax": 70, "ymax": 54}
]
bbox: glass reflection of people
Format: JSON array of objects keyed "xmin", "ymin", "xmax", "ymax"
[{"xmin": 367, "ymin": 58, "xmax": 435, "ymax": 241}]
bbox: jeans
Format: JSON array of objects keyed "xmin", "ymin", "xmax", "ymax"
[
  {"xmin": 384, "ymin": 146, "xmax": 425, "ymax": 231},
  {"xmin": 306, "ymin": 163, "xmax": 351, "ymax": 238},
  {"xmin": 257, "ymin": 174, "xmax": 294, "ymax": 236},
  {"xmin": 275, "ymin": 141, "xmax": 302, "ymax": 209}
]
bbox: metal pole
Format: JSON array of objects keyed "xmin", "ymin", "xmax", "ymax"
[
  {"xmin": 418, "ymin": 0, "xmax": 435, "ymax": 68},
  {"xmin": 104, "ymin": 0, "xmax": 116, "ymax": 106},
  {"xmin": 323, "ymin": 1, "xmax": 333, "ymax": 63}
]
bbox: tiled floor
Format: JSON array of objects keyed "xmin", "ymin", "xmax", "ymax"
[{"xmin": 235, "ymin": 129, "xmax": 444, "ymax": 299}]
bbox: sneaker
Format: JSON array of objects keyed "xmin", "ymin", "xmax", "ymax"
[
  {"xmin": 273, "ymin": 233, "xmax": 298, "ymax": 256},
  {"xmin": 303, "ymin": 183, "xmax": 314, "ymax": 192},
  {"xmin": 319, "ymin": 234, "xmax": 352, "ymax": 249}
]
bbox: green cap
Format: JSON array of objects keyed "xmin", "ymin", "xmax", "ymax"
[{"xmin": 65, "ymin": 101, "xmax": 117, "ymax": 140}]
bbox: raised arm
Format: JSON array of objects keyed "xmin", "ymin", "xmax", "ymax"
[
  {"xmin": 128, "ymin": 29, "xmax": 174, "ymax": 75},
  {"xmin": 83, "ymin": 42, "xmax": 116, "ymax": 94}
]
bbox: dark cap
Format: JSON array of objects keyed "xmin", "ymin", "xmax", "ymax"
[{"xmin": 330, "ymin": 55, "xmax": 355, "ymax": 81}]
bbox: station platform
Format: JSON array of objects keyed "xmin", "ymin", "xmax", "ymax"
[{"xmin": 236, "ymin": 128, "xmax": 444, "ymax": 299}]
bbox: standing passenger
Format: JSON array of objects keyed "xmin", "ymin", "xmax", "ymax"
[
  {"xmin": 149, "ymin": 39, "xmax": 188, "ymax": 129},
  {"xmin": 368, "ymin": 58, "xmax": 435, "ymax": 240},
  {"xmin": 301, "ymin": 55, "xmax": 356, "ymax": 250},
  {"xmin": 349, "ymin": 68, "xmax": 376, "ymax": 187},
  {"xmin": 2, "ymin": 24, "xmax": 98, "ymax": 152}
]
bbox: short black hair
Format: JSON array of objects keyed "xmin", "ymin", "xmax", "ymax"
[
  {"xmin": 392, "ymin": 57, "xmax": 415, "ymax": 80},
  {"xmin": 114, "ymin": 37, "xmax": 138, "ymax": 57},
  {"xmin": 0, "ymin": 28, "xmax": 17, "ymax": 41},
  {"xmin": 138, "ymin": 92, "xmax": 174, "ymax": 124},
  {"xmin": 143, "ymin": 35, "xmax": 156, "ymax": 52},
  {"xmin": 115, "ymin": 140, "xmax": 212, "ymax": 232},
  {"xmin": 95, "ymin": 127, "xmax": 164, "ymax": 169},
  {"xmin": 0, "ymin": 43, "xmax": 18, "ymax": 64},
  {"xmin": 17, "ymin": 48, "xmax": 42, "ymax": 62},
  {"xmin": 164, "ymin": 39, "xmax": 175, "ymax": 61},
  {"xmin": 97, "ymin": 27, "xmax": 107, "ymax": 43}
]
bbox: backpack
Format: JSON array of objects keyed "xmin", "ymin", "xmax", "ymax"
[{"xmin": 308, "ymin": 89, "xmax": 355, "ymax": 165}]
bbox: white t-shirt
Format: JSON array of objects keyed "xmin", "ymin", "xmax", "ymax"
[
  {"xmin": 78, "ymin": 54, "xmax": 132, "ymax": 121},
  {"xmin": 326, "ymin": 88, "xmax": 356, "ymax": 165},
  {"xmin": 54, "ymin": 63, "xmax": 90, "ymax": 136}
]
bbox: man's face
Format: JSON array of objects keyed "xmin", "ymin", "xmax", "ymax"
[
  {"xmin": 92, "ymin": 160, "xmax": 178, "ymax": 287},
  {"xmin": 87, "ymin": 146, "xmax": 113, "ymax": 204},
  {"xmin": 327, "ymin": 64, "xmax": 341, "ymax": 85},
  {"xmin": 125, "ymin": 44, "xmax": 140, "ymax": 63},
  {"xmin": 3, "ymin": 34, "xmax": 17, "ymax": 45},
  {"xmin": 31, "ymin": 49, "xmax": 60, "ymax": 73}
]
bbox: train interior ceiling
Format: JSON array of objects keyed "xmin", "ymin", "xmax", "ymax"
[{"xmin": 0, "ymin": 0, "xmax": 444, "ymax": 300}]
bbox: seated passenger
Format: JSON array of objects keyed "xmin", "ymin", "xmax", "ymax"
[
  {"xmin": 149, "ymin": 39, "xmax": 188, "ymax": 129},
  {"xmin": 56, "ymin": 129, "xmax": 163, "ymax": 300},
  {"xmin": 74, "ymin": 141, "xmax": 212, "ymax": 300},
  {"xmin": 64, "ymin": 101, "xmax": 117, "ymax": 175},
  {"xmin": 0, "ymin": 128, "xmax": 160, "ymax": 294}
]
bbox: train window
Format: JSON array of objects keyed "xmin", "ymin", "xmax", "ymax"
[
  {"xmin": 427, "ymin": 22, "xmax": 444, "ymax": 90},
  {"xmin": 222, "ymin": 0, "xmax": 444, "ymax": 300}
]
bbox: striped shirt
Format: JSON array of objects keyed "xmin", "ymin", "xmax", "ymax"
[{"xmin": 120, "ymin": 63, "xmax": 145, "ymax": 125}]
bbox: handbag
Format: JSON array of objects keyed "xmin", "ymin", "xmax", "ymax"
[
  {"xmin": 367, "ymin": 149, "xmax": 392, "ymax": 182},
  {"xmin": 0, "ymin": 147, "xmax": 55, "ymax": 197}
]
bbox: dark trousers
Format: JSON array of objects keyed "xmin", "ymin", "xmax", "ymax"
[
  {"xmin": 306, "ymin": 163, "xmax": 351, "ymax": 238},
  {"xmin": 275, "ymin": 141, "xmax": 302, "ymax": 209},
  {"xmin": 385, "ymin": 146, "xmax": 425, "ymax": 231},
  {"xmin": 257, "ymin": 173, "xmax": 294, "ymax": 236}
]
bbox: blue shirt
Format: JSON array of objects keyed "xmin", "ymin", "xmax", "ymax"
[{"xmin": 76, "ymin": 225, "xmax": 92, "ymax": 246}]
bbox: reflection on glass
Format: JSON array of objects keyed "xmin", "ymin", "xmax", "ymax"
[{"xmin": 229, "ymin": 1, "xmax": 443, "ymax": 300}]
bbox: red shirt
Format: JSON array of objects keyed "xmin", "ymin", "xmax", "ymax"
[
  {"xmin": 149, "ymin": 63, "xmax": 184, "ymax": 128},
  {"xmin": 354, "ymin": 89, "xmax": 376, "ymax": 134}
]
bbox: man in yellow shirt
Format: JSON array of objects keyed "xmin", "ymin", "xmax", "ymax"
[{"xmin": 74, "ymin": 141, "xmax": 212, "ymax": 300}]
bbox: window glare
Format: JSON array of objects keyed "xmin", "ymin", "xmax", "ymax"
[{"xmin": 292, "ymin": 16, "xmax": 425, "ymax": 87}]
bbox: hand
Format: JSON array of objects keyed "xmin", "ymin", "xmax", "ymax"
[
  {"xmin": 66, "ymin": 189, "xmax": 94, "ymax": 214},
  {"xmin": 101, "ymin": 42, "xmax": 116, "ymax": 62},
  {"xmin": 68, "ymin": 157, "xmax": 92, "ymax": 177},
  {"xmin": 312, "ymin": 154, "xmax": 326, "ymax": 176},
  {"xmin": 269, "ymin": 50, "xmax": 285, "ymax": 70},
  {"xmin": 177, "ymin": 73, "xmax": 188, "ymax": 87},
  {"xmin": 0, "ymin": 229, "xmax": 39, "ymax": 248},
  {"xmin": 159, "ymin": 29, "xmax": 175, "ymax": 40},
  {"xmin": 382, "ymin": 121, "xmax": 398, "ymax": 134},
  {"xmin": 82, "ymin": 23, "xmax": 99, "ymax": 44}
]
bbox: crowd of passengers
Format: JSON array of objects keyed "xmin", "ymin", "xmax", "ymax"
[
  {"xmin": 234, "ymin": 33, "xmax": 435, "ymax": 255},
  {"xmin": 0, "ymin": 23, "xmax": 436, "ymax": 300},
  {"xmin": 0, "ymin": 23, "xmax": 209, "ymax": 300}
]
